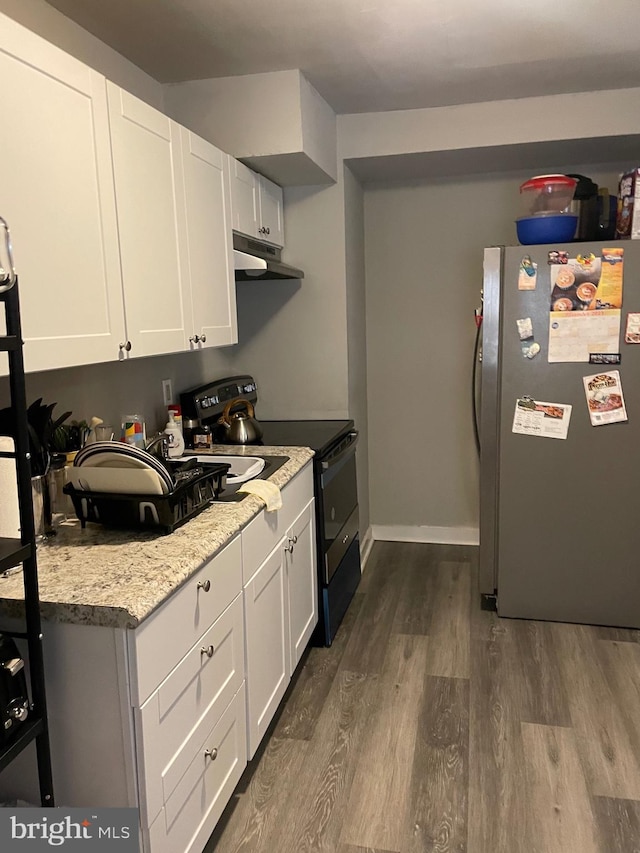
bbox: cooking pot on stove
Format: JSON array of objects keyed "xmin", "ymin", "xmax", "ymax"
[{"xmin": 218, "ymin": 398, "xmax": 263, "ymax": 445}]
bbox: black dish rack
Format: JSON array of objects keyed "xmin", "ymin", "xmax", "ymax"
[{"xmin": 63, "ymin": 462, "xmax": 230, "ymax": 534}]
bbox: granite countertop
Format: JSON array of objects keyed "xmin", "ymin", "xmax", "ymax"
[{"xmin": 0, "ymin": 446, "xmax": 314, "ymax": 631}]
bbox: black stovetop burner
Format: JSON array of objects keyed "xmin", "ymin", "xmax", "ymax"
[{"xmin": 257, "ymin": 420, "xmax": 354, "ymax": 457}]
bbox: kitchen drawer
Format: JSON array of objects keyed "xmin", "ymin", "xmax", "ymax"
[
  {"xmin": 132, "ymin": 535, "xmax": 242, "ymax": 705},
  {"xmin": 136, "ymin": 593, "xmax": 244, "ymax": 826},
  {"xmin": 241, "ymin": 463, "xmax": 313, "ymax": 584},
  {"xmin": 146, "ymin": 683, "xmax": 247, "ymax": 853}
]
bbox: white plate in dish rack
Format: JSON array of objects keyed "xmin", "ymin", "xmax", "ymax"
[
  {"xmin": 74, "ymin": 441, "xmax": 174, "ymax": 493},
  {"xmin": 66, "ymin": 466, "xmax": 167, "ymax": 495}
]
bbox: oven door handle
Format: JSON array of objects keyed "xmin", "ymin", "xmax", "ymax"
[{"xmin": 321, "ymin": 431, "xmax": 359, "ymax": 470}]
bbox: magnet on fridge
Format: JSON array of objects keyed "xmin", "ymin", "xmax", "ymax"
[
  {"xmin": 517, "ymin": 317, "xmax": 534, "ymax": 340},
  {"xmin": 589, "ymin": 353, "xmax": 621, "ymax": 364},
  {"xmin": 518, "ymin": 255, "xmax": 537, "ymax": 290},
  {"xmin": 516, "ymin": 317, "xmax": 539, "ymax": 358},
  {"xmin": 625, "ymin": 312, "xmax": 640, "ymax": 343}
]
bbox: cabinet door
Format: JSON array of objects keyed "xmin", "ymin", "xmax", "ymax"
[
  {"xmin": 244, "ymin": 541, "xmax": 290, "ymax": 759},
  {"xmin": 0, "ymin": 16, "xmax": 126, "ymax": 373},
  {"xmin": 287, "ymin": 499, "xmax": 318, "ymax": 673},
  {"xmin": 107, "ymin": 83, "xmax": 188, "ymax": 358},
  {"xmin": 258, "ymin": 175, "xmax": 284, "ymax": 248},
  {"xmin": 228, "ymin": 158, "xmax": 258, "ymax": 239},
  {"xmin": 174, "ymin": 129, "xmax": 237, "ymax": 348}
]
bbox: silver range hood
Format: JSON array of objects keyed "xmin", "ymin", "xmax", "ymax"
[{"xmin": 233, "ymin": 233, "xmax": 304, "ymax": 281}]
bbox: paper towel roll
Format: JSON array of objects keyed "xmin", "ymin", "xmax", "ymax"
[{"xmin": 0, "ymin": 436, "xmax": 19, "ymax": 538}]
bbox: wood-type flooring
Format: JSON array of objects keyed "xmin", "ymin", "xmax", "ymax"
[{"xmin": 206, "ymin": 541, "xmax": 640, "ymax": 853}]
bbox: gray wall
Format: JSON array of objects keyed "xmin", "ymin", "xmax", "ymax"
[
  {"xmin": 343, "ymin": 165, "xmax": 370, "ymax": 536},
  {"xmin": 364, "ymin": 165, "xmax": 626, "ymax": 538},
  {"xmin": 238, "ymin": 180, "xmax": 349, "ymax": 420},
  {"xmin": 2, "ymin": 347, "xmax": 241, "ymax": 441}
]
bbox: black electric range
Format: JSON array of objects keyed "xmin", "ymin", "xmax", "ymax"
[{"xmin": 180, "ymin": 377, "xmax": 361, "ymax": 646}]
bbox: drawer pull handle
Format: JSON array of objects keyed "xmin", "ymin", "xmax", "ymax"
[
  {"xmin": 197, "ymin": 580, "xmax": 211, "ymax": 592},
  {"xmin": 205, "ymin": 747, "xmax": 218, "ymax": 761},
  {"xmin": 201, "ymin": 645, "xmax": 215, "ymax": 658}
]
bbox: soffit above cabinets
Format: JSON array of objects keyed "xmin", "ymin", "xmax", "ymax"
[{"xmin": 44, "ymin": 0, "xmax": 640, "ymax": 114}]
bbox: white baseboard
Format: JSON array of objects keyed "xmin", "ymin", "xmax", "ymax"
[
  {"xmin": 371, "ymin": 524, "xmax": 479, "ymax": 546},
  {"xmin": 360, "ymin": 526, "xmax": 374, "ymax": 570}
]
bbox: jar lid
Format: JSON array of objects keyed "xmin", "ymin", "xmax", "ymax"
[{"xmin": 520, "ymin": 174, "xmax": 577, "ymax": 192}]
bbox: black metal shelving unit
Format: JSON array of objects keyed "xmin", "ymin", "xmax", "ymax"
[{"xmin": 0, "ymin": 220, "xmax": 54, "ymax": 805}]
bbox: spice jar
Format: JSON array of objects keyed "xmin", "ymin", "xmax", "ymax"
[{"xmin": 192, "ymin": 424, "xmax": 212, "ymax": 449}]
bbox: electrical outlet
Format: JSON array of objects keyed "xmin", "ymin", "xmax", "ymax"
[{"xmin": 162, "ymin": 379, "xmax": 173, "ymax": 406}]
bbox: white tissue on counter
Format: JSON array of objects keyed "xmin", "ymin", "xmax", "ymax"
[{"xmin": 237, "ymin": 479, "xmax": 282, "ymax": 511}]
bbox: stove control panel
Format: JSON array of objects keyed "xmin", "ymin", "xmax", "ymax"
[{"xmin": 180, "ymin": 375, "xmax": 258, "ymax": 423}]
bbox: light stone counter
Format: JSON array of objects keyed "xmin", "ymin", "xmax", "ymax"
[{"xmin": 0, "ymin": 447, "xmax": 314, "ymax": 630}]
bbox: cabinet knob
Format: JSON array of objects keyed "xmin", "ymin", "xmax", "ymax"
[
  {"xmin": 119, "ymin": 341, "xmax": 132, "ymax": 352},
  {"xmin": 265, "ymin": 227, "xmax": 270, "ymax": 235},
  {"xmin": 200, "ymin": 645, "xmax": 215, "ymax": 658},
  {"xmin": 197, "ymin": 579, "xmax": 211, "ymax": 592},
  {"xmin": 285, "ymin": 543, "xmax": 294, "ymax": 554},
  {"xmin": 291, "ymin": 535, "xmax": 298, "ymax": 544},
  {"xmin": 200, "ymin": 333, "xmax": 206, "ymax": 343},
  {"xmin": 204, "ymin": 747, "xmax": 218, "ymax": 761},
  {"xmin": 190, "ymin": 334, "xmax": 201, "ymax": 345}
]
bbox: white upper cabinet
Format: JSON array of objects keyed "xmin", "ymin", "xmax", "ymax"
[
  {"xmin": 173, "ymin": 130, "xmax": 237, "ymax": 349},
  {"xmin": 228, "ymin": 158, "xmax": 259, "ymax": 240},
  {"xmin": 228, "ymin": 158, "xmax": 284, "ymax": 248},
  {"xmin": 0, "ymin": 15, "xmax": 126, "ymax": 373},
  {"xmin": 0, "ymin": 14, "xmax": 239, "ymax": 372},
  {"xmin": 106, "ymin": 83, "xmax": 188, "ymax": 359},
  {"xmin": 257, "ymin": 174, "xmax": 285, "ymax": 248}
]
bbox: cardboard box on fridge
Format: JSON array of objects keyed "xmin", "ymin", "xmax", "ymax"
[{"xmin": 616, "ymin": 168, "xmax": 640, "ymax": 239}]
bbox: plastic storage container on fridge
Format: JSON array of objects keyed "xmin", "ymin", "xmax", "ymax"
[
  {"xmin": 519, "ymin": 175, "xmax": 577, "ymax": 217},
  {"xmin": 516, "ymin": 213, "xmax": 579, "ymax": 245}
]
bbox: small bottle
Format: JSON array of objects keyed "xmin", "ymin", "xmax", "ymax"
[
  {"xmin": 192, "ymin": 423, "xmax": 212, "ymax": 450},
  {"xmin": 164, "ymin": 411, "xmax": 185, "ymax": 459},
  {"xmin": 167, "ymin": 404, "xmax": 183, "ymax": 435}
]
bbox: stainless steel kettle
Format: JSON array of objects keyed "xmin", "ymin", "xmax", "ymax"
[{"xmin": 218, "ymin": 398, "xmax": 263, "ymax": 445}]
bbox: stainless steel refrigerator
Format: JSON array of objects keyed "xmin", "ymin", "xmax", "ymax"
[{"xmin": 478, "ymin": 241, "xmax": 640, "ymax": 628}]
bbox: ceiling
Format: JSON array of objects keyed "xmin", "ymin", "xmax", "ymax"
[{"xmin": 44, "ymin": 0, "xmax": 640, "ymax": 115}]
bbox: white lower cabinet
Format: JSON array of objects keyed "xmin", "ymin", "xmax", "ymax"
[
  {"xmin": 0, "ymin": 463, "xmax": 317, "ymax": 853},
  {"xmin": 242, "ymin": 465, "xmax": 317, "ymax": 759},
  {"xmin": 135, "ymin": 593, "xmax": 245, "ymax": 827},
  {"xmin": 287, "ymin": 499, "xmax": 317, "ymax": 673},
  {"xmin": 244, "ymin": 541, "xmax": 290, "ymax": 758},
  {"xmin": 146, "ymin": 685, "xmax": 247, "ymax": 853}
]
